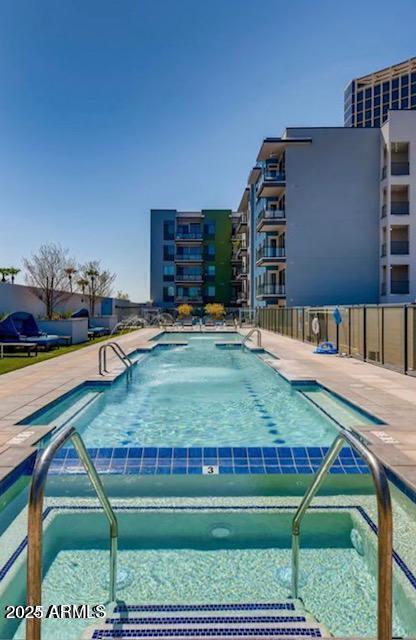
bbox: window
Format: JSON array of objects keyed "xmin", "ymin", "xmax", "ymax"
[
  {"xmin": 374, "ymin": 96, "xmax": 381, "ymax": 107},
  {"xmin": 163, "ymin": 264, "xmax": 175, "ymax": 281},
  {"xmin": 163, "ymin": 221, "xmax": 174, "ymax": 241},
  {"xmin": 392, "ymin": 78, "xmax": 399, "ymax": 90},
  {"xmin": 163, "ymin": 245, "xmax": 175, "ymax": 261},
  {"xmin": 365, "ymin": 98, "xmax": 372, "ymax": 110},
  {"xmin": 365, "ymin": 87, "xmax": 372, "ymax": 98},
  {"xmin": 207, "ymin": 265, "xmax": 215, "ymax": 275},
  {"xmin": 401, "ymin": 75, "xmax": 409, "ymax": 86},
  {"xmin": 402, "ymin": 85, "xmax": 409, "ymax": 97},
  {"xmin": 163, "ymin": 286, "xmax": 175, "ymax": 302},
  {"xmin": 383, "ymin": 81, "xmax": 390, "ymax": 93},
  {"xmin": 374, "ymin": 106, "xmax": 381, "ymax": 117},
  {"xmin": 374, "ymin": 84, "xmax": 381, "ymax": 96},
  {"xmin": 206, "ymin": 244, "xmax": 215, "ymax": 258},
  {"xmin": 401, "ymin": 98, "xmax": 409, "ymax": 109},
  {"xmin": 392, "ymin": 89, "xmax": 399, "ymax": 101},
  {"xmin": 206, "ymin": 286, "xmax": 216, "ymax": 298},
  {"xmin": 204, "ymin": 222, "xmax": 216, "ymax": 238}
]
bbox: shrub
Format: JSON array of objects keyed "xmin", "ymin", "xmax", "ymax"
[
  {"xmin": 177, "ymin": 303, "xmax": 193, "ymax": 318},
  {"xmin": 204, "ymin": 303, "xmax": 225, "ymax": 320}
]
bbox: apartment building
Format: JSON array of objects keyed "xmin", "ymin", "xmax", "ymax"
[
  {"xmin": 380, "ymin": 110, "xmax": 416, "ymax": 301},
  {"xmin": 345, "ymin": 57, "xmax": 416, "ymax": 127},
  {"xmin": 237, "ymin": 127, "xmax": 382, "ymax": 308},
  {"xmin": 150, "ymin": 209, "xmax": 235, "ymax": 309}
]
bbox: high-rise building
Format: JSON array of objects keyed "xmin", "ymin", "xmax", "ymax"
[
  {"xmin": 344, "ymin": 57, "xmax": 416, "ymax": 128},
  {"xmin": 150, "ymin": 209, "xmax": 237, "ymax": 309}
]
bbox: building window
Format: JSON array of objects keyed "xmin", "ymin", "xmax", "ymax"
[
  {"xmin": 204, "ymin": 222, "xmax": 216, "ymax": 238},
  {"xmin": 163, "ymin": 286, "xmax": 175, "ymax": 302},
  {"xmin": 163, "ymin": 221, "xmax": 174, "ymax": 241},
  {"xmin": 206, "ymin": 286, "xmax": 216, "ymax": 298},
  {"xmin": 163, "ymin": 245, "xmax": 175, "ymax": 261},
  {"xmin": 163, "ymin": 265, "xmax": 175, "ymax": 281},
  {"xmin": 205, "ymin": 244, "xmax": 215, "ymax": 259}
]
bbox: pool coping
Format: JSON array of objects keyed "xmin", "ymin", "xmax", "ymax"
[{"xmin": 1, "ymin": 327, "xmax": 416, "ymax": 506}]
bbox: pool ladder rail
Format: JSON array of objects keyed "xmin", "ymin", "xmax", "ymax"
[
  {"xmin": 26, "ymin": 423, "xmax": 118, "ymax": 640},
  {"xmin": 98, "ymin": 341, "xmax": 133, "ymax": 378},
  {"xmin": 241, "ymin": 327, "xmax": 262, "ymax": 349},
  {"xmin": 291, "ymin": 426, "xmax": 393, "ymax": 640}
]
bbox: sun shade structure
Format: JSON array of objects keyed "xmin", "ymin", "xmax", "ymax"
[{"xmin": 0, "ymin": 312, "xmax": 61, "ymax": 348}]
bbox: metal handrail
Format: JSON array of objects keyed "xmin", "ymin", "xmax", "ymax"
[
  {"xmin": 291, "ymin": 428, "xmax": 392, "ymax": 640},
  {"xmin": 99, "ymin": 341, "xmax": 133, "ymax": 377},
  {"xmin": 242, "ymin": 328, "xmax": 262, "ymax": 348},
  {"xmin": 26, "ymin": 424, "xmax": 118, "ymax": 640}
]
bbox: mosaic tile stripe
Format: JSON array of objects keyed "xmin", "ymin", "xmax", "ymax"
[
  {"xmin": 114, "ymin": 604, "xmax": 296, "ymax": 613},
  {"xmin": 47, "ymin": 446, "xmax": 369, "ymax": 477},
  {"xmin": 105, "ymin": 616, "xmax": 307, "ymax": 626},
  {"xmin": 92, "ymin": 628, "xmax": 322, "ymax": 639}
]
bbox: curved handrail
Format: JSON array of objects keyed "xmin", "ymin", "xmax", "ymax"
[
  {"xmin": 99, "ymin": 342, "xmax": 133, "ymax": 377},
  {"xmin": 242, "ymin": 328, "xmax": 262, "ymax": 348},
  {"xmin": 26, "ymin": 424, "xmax": 118, "ymax": 640},
  {"xmin": 291, "ymin": 428, "xmax": 392, "ymax": 640}
]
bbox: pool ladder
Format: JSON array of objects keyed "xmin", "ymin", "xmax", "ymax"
[
  {"xmin": 291, "ymin": 426, "xmax": 393, "ymax": 640},
  {"xmin": 241, "ymin": 328, "xmax": 262, "ymax": 349},
  {"xmin": 98, "ymin": 341, "xmax": 133, "ymax": 378},
  {"xmin": 26, "ymin": 423, "xmax": 118, "ymax": 640}
]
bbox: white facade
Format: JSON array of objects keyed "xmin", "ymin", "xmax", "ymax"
[{"xmin": 380, "ymin": 111, "xmax": 416, "ymax": 302}]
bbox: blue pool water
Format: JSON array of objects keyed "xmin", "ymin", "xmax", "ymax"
[{"xmin": 23, "ymin": 333, "xmax": 378, "ymax": 448}]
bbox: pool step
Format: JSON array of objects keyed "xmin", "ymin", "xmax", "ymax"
[{"xmin": 83, "ymin": 601, "xmax": 330, "ymax": 639}]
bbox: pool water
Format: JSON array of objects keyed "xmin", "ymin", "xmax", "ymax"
[
  {"xmin": 2, "ymin": 499, "xmax": 415, "ymax": 640},
  {"xmin": 23, "ymin": 333, "xmax": 378, "ymax": 448}
]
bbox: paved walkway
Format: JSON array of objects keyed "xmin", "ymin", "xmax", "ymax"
[{"xmin": 1, "ymin": 326, "xmax": 416, "ymax": 494}]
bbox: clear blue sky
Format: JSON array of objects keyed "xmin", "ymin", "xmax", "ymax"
[{"xmin": 0, "ymin": 0, "xmax": 415, "ymax": 301}]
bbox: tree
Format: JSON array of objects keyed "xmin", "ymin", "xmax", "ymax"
[
  {"xmin": 0, "ymin": 268, "xmax": 10, "ymax": 282},
  {"xmin": 77, "ymin": 278, "xmax": 89, "ymax": 301},
  {"xmin": 23, "ymin": 243, "xmax": 74, "ymax": 319},
  {"xmin": 8, "ymin": 267, "xmax": 20, "ymax": 284},
  {"xmin": 116, "ymin": 290, "xmax": 130, "ymax": 300},
  {"xmin": 64, "ymin": 266, "xmax": 77, "ymax": 293},
  {"xmin": 78, "ymin": 260, "xmax": 116, "ymax": 316},
  {"xmin": 177, "ymin": 303, "xmax": 193, "ymax": 318},
  {"xmin": 204, "ymin": 303, "xmax": 225, "ymax": 320}
]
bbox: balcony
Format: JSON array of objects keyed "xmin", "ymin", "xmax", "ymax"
[
  {"xmin": 236, "ymin": 242, "xmax": 248, "ymax": 259},
  {"xmin": 391, "ymin": 201, "xmax": 410, "ymax": 215},
  {"xmin": 391, "ymin": 162, "xmax": 409, "ymax": 176},
  {"xmin": 381, "ymin": 204, "xmax": 387, "ymax": 218},
  {"xmin": 391, "ymin": 280, "xmax": 409, "ymax": 294},
  {"xmin": 381, "ymin": 243, "xmax": 387, "ymax": 257},
  {"xmin": 237, "ymin": 268, "xmax": 248, "ymax": 280},
  {"xmin": 256, "ymin": 208, "xmax": 286, "ymax": 232},
  {"xmin": 256, "ymin": 284, "xmax": 286, "ymax": 299},
  {"xmin": 236, "ymin": 213, "xmax": 247, "ymax": 233},
  {"xmin": 391, "ymin": 241, "xmax": 409, "ymax": 255},
  {"xmin": 175, "ymin": 232, "xmax": 203, "ymax": 242},
  {"xmin": 256, "ymin": 245, "xmax": 286, "ymax": 266},
  {"xmin": 256, "ymin": 171, "xmax": 286, "ymax": 199},
  {"xmin": 175, "ymin": 296, "xmax": 203, "ymax": 304},
  {"xmin": 381, "ymin": 282, "xmax": 387, "ymax": 296},
  {"xmin": 175, "ymin": 274, "xmax": 203, "ymax": 283},
  {"xmin": 231, "ymin": 249, "xmax": 242, "ymax": 263},
  {"xmin": 175, "ymin": 254, "xmax": 203, "ymax": 263}
]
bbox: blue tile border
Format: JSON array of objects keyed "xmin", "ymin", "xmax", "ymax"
[
  {"xmin": 2, "ymin": 501, "xmax": 416, "ymax": 600},
  {"xmin": 46, "ymin": 446, "xmax": 369, "ymax": 477},
  {"xmin": 92, "ymin": 629, "xmax": 323, "ymax": 638}
]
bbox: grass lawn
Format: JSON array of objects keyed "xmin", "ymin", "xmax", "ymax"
[{"xmin": 0, "ymin": 334, "xmax": 127, "ymax": 376}]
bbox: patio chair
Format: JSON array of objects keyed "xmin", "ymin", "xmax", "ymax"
[
  {"xmin": 0, "ymin": 312, "xmax": 61, "ymax": 350},
  {"xmin": 71, "ymin": 308, "xmax": 110, "ymax": 338}
]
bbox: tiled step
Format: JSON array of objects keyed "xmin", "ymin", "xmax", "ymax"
[{"xmin": 83, "ymin": 601, "xmax": 329, "ymax": 640}]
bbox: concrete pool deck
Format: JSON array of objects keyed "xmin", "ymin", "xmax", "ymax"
[{"xmin": 0, "ymin": 326, "xmax": 416, "ymax": 495}]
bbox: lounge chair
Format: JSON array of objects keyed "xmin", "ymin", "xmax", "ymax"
[
  {"xmin": 71, "ymin": 308, "xmax": 110, "ymax": 338},
  {"xmin": 0, "ymin": 312, "xmax": 61, "ymax": 350}
]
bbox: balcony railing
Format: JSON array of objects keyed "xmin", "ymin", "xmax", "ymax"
[
  {"xmin": 175, "ymin": 295, "xmax": 203, "ymax": 303},
  {"xmin": 257, "ymin": 208, "xmax": 286, "ymax": 227},
  {"xmin": 175, "ymin": 274, "xmax": 203, "ymax": 281},
  {"xmin": 257, "ymin": 284, "xmax": 286, "ymax": 296},
  {"xmin": 381, "ymin": 243, "xmax": 387, "ymax": 257},
  {"xmin": 175, "ymin": 254, "xmax": 203, "ymax": 261},
  {"xmin": 257, "ymin": 246, "xmax": 286, "ymax": 260},
  {"xmin": 391, "ymin": 201, "xmax": 410, "ymax": 215},
  {"xmin": 391, "ymin": 240, "xmax": 409, "ymax": 255},
  {"xmin": 381, "ymin": 282, "xmax": 387, "ymax": 296},
  {"xmin": 391, "ymin": 280, "xmax": 409, "ymax": 294},
  {"xmin": 176, "ymin": 233, "xmax": 203, "ymax": 241},
  {"xmin": 256, "ymin": 171, "xmax": 286, "ymax": 193},
  {"xmin": 381, "ymin": 166, "xmax": 387, "ymax": 180},
  {"xmin": 381, "ymin": 204, "xmax": 387, "ymax": 218},
  {"xmin": 391, "ymin": 162, "xmax": 409, "ymax": 176}
]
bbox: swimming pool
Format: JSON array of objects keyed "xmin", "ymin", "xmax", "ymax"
[{"xmin": 22, "ymin": 332, "xmax": 379, "ymax": 448}]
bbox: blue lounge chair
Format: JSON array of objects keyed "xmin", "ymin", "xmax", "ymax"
[
  {"xmin": 71, "ymin": 308, "xmax": 110, "ymax": 338},
  {"xmin": 314, "ymin": 341, "xmax": 338, "ymax": 355},
  {"xmin": 0, "ymin": 312, "xmax": 61, "ymax": 349}
]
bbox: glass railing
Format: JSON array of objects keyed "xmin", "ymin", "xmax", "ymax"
[
  {"xmin": 176, "ymin": 274, "xmax": 203, "ymax": 281},
  {"xmin": 257, "ymin": 246, "xmax": 286, "ymax": 259},
  {"xmin": 176, "ymin": 233, "xmax": 203, "ymax": 240},
  {"xmin": 258, "ymin": 284, "xmax": 286, "ymax": 296},
  {"xmin": 391, "ymin": 241, "xmax": 409, "ymax": 255},
  {"xmin": 175, "ymin": 254, "xmax": 203, "ymax": 261},
  {"xmin": 391, "ymin": 201, "xmax": 410, "ymax": 215},
  {"xmin": 391, "ymin": 162, "xmax": 410, "ymax": 175},
  {"xmin": 257, "ymin": 208, "xmax": 286, "ymax": 226},
  {"xmin": 175, "ymin": 295, "xmax": 202, "ymax": 302}
]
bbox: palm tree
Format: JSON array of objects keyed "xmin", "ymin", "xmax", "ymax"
[
  {"xmin": 77, "ymin": 278, "xmax": 89, "ymax": 301},
  {"xmin": 0, "ymin": 268, "xmax": 10, "ymax": 282},
  {"xmin": 8, "ymin": 267, "xmax": 20, "ymax": 284},
  {"xmin": 86, "ymin": 268, "xmax": 99, "ymax": 315},
  {"xmin": 64, "ymin": 266, "xmax": 77, "ymax": 292}
]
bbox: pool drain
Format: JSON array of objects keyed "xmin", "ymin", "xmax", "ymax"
[{"xmin": 210, "ymin": 524, "xmax": 231, "ymax": 538}]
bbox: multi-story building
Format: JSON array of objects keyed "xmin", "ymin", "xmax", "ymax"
[
  {"xmin": 150, "ymin": 209, "xmax": 235, "ymax": 309},
  {"xmin": 344, "ymin": 57, "xmax": 416, "ymax": 128},
  {"xmin": 380, "ymin": 110, "xmax": 416, "ymax": 301},
  {"xmin": 238, "ymin": 127, "xmax": 383, "ymax": 308}
]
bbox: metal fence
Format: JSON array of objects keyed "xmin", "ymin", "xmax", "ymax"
[{"xmin": 256, "ymin": 304, "xmax": 416, "ymax": 376}]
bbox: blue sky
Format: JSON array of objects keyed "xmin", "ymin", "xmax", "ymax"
[{"xmin": 0, "ymin": 0, "xmax": 415, "ymax": 301}]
